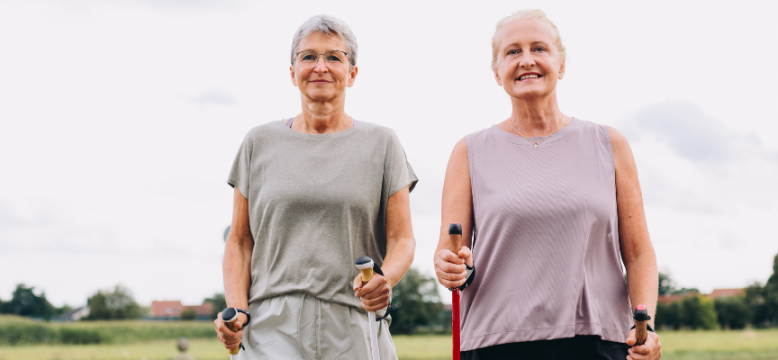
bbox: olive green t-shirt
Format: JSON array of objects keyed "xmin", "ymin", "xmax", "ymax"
[{"xmin": 228, "ymin": 120, "xmax": 417, "ymax": 309}]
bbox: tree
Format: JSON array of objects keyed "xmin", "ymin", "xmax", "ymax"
[
  {"xmin": 204, "ymin": 293, "xmax": 227, "ymax": 320},
  {"xmin": 180, "ymin": 308, "xmax": 197, "ymax": 321},
  {"xmin": 658, "ymin": 272, "xmax": 676, "ymax": 296},
  {"xmin": 655, "ymin": 301, "xmax": 680, "ymax": 330},
  {"xmin": 389, "ymin": 268, "xmax": 444, "ymax": 334},
  {"xmin": 763, "ymin": 253, "xmax": 778, "ymax": 326},
  {"xmin": 714, "ymin": 296, "xmax": 750, "ymax": 330},
  {"xmin": 85, "ymin": 285, "xmax": 142, "ymax": 320},
  {"xmin": 680, "ymin": 294, "xmax": 718, "ymax": 330},
  {"xmin": 0, "ymin": 284, "xmax": 54, "ymax": 319}
]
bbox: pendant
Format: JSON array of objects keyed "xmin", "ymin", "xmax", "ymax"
[{"xmin": 534, "ymin": 143, "xmax": 538, "ymax": 147}]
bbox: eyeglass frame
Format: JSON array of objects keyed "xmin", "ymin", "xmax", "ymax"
[{"xmin": 294, "ymin": 50, "xmax": 351, "ymax": 67}]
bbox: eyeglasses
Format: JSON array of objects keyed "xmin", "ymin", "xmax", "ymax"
[{"xmin": 295, "ymin": 50, "xmax": 350, "ymax": 67}]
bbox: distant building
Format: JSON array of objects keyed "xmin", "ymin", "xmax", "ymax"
[
  {"xmin": 707, "ymin": 288, "xmax": 745, "ymax": 299},
  {"xmin": 151, "ymin": 300, "xmax": 212, "ymax": 320},
  {"xmin": 54, "ymin": 306, "xmax": 90, "ymax": 322}
]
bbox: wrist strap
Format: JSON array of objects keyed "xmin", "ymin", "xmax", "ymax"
[
  {"xmin": 630, "ymin": 324, "xmax": 655, "ymax": 332},
  {"xmin": 235, "ymin": 308, "xmax": 251, "ymax": 326}
]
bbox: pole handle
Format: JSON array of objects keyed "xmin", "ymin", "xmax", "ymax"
[
  {"xmin": 360, "ymin": 267, "xmax": 374, "ymax": 285},
  {"xmin": 449, "ymin": 223, "xmax": 462, "ymax": 254},
  {"xmin": 222, "ymin": 308, "xmax": 242, "ymax": 355},
  {"xmin": 633, "ymin": 304, "xmax": 650, "ymax": 346}
]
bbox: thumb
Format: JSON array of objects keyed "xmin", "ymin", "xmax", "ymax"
[
  {"xmin": 625, "ymin": 329, "xmax": 636, "ymax": 346},
  {"xmin": 458, "ymin": 247, "xmax": 473, "ymax": 267}
]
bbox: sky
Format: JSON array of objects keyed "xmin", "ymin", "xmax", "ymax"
[{"xmin": 1, "ymin": 0, "xmax": 777, "ymax": 308}]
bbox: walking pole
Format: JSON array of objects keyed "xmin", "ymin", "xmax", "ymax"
[
  {"xmin": 221, "ymin": 307, "xmax": 243, "ymax": 355},
  {"xmin": 449, "ymin": 223, "xmax": 462, "ymax": 360},
  {"xmin": 355, "ymin": 256, "xmax": 380, "ymax": 360},
  {"xmin": 633, "ymin": 304, "xmax": 650, "ymax": 346}
]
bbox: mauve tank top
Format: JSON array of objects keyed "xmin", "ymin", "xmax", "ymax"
[{"xmin": 461, "ymin": 118, "xmax": 632, "ymax": 351}]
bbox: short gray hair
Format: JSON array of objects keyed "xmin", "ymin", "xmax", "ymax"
[
  {"xmin": 491, "ymin": 9, "xmax": 566, "ymax": 72},
  {"xmin": 290, "ymin": 15, "xmax": 358, "ymax": 68}
]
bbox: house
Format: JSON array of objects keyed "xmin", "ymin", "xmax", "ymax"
[
  {"xmin": 707, "ymin": 288, "xmax": 745, "ymax": 299},
  {"xmin": 151, "ymin": 300, "xmax": 213, "ymax": 320},
  {"xmin": 54, "ymin": 306, "xmax": 90, "ymax": 322}
]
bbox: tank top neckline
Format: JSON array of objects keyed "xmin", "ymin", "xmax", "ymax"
[{"xmin": 491, "ymin": 117, "xmax": 581, "ymax": 146}]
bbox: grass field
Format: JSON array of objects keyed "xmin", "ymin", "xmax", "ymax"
[{"xmin": 2, "ymin": 329, "xmax": 778, "ymax": 360}]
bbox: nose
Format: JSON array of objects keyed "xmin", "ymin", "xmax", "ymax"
[
  {"xmin": 519, "ymin": 52, "xmax": 536, "ymax": 69},
  {"xmin": 313, "ymin": 55, "xmax": 328, "ymax": 73}
]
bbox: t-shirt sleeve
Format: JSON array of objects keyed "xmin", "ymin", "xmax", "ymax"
[
  {"xmin": 227, "ymin": 132, "xmax": 252, "ymax": 199},
  {"xmin": 386, "ymin": 130, "xmax": 418, "ymax": 196}
]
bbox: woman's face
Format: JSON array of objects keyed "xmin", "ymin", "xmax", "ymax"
[
  {"xmin": 290, "ymin": 32, "xmax": 357, "ymax": 102},
  {"xmin": 494, "ymin": 19, "xmax": 565, "ymax": 100}
]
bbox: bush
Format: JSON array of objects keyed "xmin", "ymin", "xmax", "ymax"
[
  {"xmin": 655, "ymin": 301, "xmax": 681, "ymax": 330},
  {"xmin": 390, "ymin": 268, "xmax": 445, "ymax": 334},
  {"xmin": 180, "ymin": 308, "xmax": 197, "ymax": 321},
  {"xmin": 715, "ymin": 296, "xmax": 751, "ymax": 329},
  {"xmin": 680, "ymin": 294, "xmax": 718, "ymax": 330},
  {"xmin": 86, "ymin": 285, "xmax": 141, "ymax": 320}
]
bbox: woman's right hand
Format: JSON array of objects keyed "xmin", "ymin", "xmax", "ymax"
[
  {"xmin": 435, "ymin": 246, "xmax": 473, "ymax": 289},
  {"xmin": 214, "ymin": 311, "xmax": 247, "ymax": 351}
]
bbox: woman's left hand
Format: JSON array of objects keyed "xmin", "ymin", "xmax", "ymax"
[
  {"xmin": 353, "ymin": 272, "xmax": 390, "ymax": 312},
  {"xmin": 626, "ymin": 328, "xmax": 662, "ymax": 360}
]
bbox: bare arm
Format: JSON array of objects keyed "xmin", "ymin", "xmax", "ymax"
[
  {"xmin": 434, "ymin": 138, "xmax": 474, "ymax": 288},
  {"xmin": 214, "ymin": 187, "xmax": 254, "ymax": 350},
  {"xmin": 354, "ymin": 185, "xmax": 416, "ymax": 312},
  {"xmin": 610, "ymin": 127, "xmax": 662, "ymax": 359}
]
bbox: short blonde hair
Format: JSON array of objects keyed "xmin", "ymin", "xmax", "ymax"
[{"xmin": 491, "ymin": 9, "xmax": 566, "ymax": 72}]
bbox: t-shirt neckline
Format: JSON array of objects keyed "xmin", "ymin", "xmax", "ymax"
[{"xmin": 492, "ymin": 117, "xmax": 580, "ymax": 146}]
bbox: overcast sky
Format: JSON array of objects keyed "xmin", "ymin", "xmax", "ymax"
[{"xmin": 1, "ymin": 0, "xmax": 777, "ymax": 307}]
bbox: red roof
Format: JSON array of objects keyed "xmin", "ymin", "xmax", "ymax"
[
  {"xmin": 707, "ymin": 288, "xmax": 744, "ymax": 299},
  {"xmin": 151, "ymin": 300, "xmax": 212, "ymax": 318}
]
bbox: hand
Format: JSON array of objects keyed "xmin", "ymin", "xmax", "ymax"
[
  {"xmin": 214, "ymin": 311, "xmax": 247, "ymax": 351},
  {"xmin": 626, "ymin": 328, "xmax": 662, "ymax": 360},
  {"xmin": 353, "ymin": 273, "xmax": 390, "ymax": 312},
  {"xmin": 434, "ymin": 246, "xmax": 473, "ymax": 288}
]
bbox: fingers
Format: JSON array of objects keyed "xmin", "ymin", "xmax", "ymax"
[
  {"xmin": 354, "ymin": 274, "xmax": 390, "ymax": 311},
  {"xmin": 434, "ymin": 249, "xmax": 468, "ymax": 287},
  {"xmin": 354, "ymin": 274, "xmax": 385, "ymax": 298},
  {"xmin": 214, "ymin": 315, "xmax": 243, "ymax": 349},
  {"xmin": 628, "ymin": 331, "xmax": 661, "ymax": 360},
  {"xmin": 353, "ymin": 273, "xmax": 363, "ymax": 291}
]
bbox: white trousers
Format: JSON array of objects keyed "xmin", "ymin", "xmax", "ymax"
[{"xmin": 234, "ymin": 292, "xmax": 397, "ymax": 360}]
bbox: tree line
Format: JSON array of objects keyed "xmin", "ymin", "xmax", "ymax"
[
  {"xmin": 3, "ymin": 252, "xmax": 777, "ymax": 333},
  {"xmin": 655, "ymin": 253, "xmax": 778, "ymax": 330}
]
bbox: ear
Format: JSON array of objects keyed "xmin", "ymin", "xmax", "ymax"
[
  {"xmin": 558, "ymin": 60, "xmax": 566, "ymax": 80},
  {"xmin": 347, "ymin": 65, "xmax": 358, "ymax": 87},
  {"xmin": 494, "ymin": 68, "xmax": 503, "ymax": 86},
  {"xmin": 290, "ymin": 65, "xmax": 298, "ymax": 87}
]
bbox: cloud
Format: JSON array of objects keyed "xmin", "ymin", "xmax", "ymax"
[
  {"xmin": 194, "ymin": 89, "xmax": 237, "ymax": 106},
  {"xmin": 622, "ymin": 102, "xmax": 763, "ymax": 162}
]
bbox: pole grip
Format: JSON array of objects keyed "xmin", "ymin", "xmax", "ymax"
[
  {"xmin": 360, "ymin": 267, "xmax": 374, "ymax": 285},
  {"xmin": 222, "ymin": 308, "xmax": 242, "ymax": 355},
  {"xmin": 633, "ymin": 304, "xmax": 650, "ymax": 346},
  {"xmin": 449, "ymin": 223, "xmax": 462, "ymax": 254}
]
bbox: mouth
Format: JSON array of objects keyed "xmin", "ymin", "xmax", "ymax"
[
  {"xmin": 517, "ymin": 73, "xmax": 542, "ymax": 81},
  {"xmin": 310, "ymin": 80, "xmax": 331, "ymax": 84}
]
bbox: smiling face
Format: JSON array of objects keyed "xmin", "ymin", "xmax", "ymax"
[
  {"xmin": 290, "ymin": 31, "xmax": 358, "ymax": 102},
  {"xmin": 493, "ymin": 19, "xmax": 565, "ymax": 100}
]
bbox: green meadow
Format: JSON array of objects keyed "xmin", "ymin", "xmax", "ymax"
[{"xmin": 1, "ymin": 316, "xmax": 777, "ymax": 360}]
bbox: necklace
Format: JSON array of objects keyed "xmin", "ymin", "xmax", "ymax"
[{"xmin": 509, "ymin": 115, "xmax": 565, "ymax": 148}]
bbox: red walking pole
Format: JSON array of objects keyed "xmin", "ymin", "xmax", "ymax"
[
  {"xmin": 449, "ymin": 223, "xmax": 463, "ymax": 360},
  {"xmin": 633, "ymin": 304, "xmax": 650, "ymax": 346}
]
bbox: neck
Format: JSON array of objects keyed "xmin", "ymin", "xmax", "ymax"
[
  {"xmin": 295, "ymin": 94, "xmax": 351, "ymax": 134},
  {"xmin": 507, "ymin": 91, "xmax": 564, "ymax": 136}
]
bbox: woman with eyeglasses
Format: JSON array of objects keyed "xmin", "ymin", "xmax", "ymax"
[
  {"xmin": 214, "ymin": 15, "xmax": 416, "ymax": 359},
  {"xmin": 434, "ymin": 9, "xmax": 661, "ymax": 360}
]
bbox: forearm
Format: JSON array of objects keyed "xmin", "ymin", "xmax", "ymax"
[
  {"xmin": 625, "ymin": 248, "xmax": 658, "ymax": 327},
  {"xmin": 381, "ymin": 236, "xmax": 415, "ymax": 288},
  {"xmin": 223, "ymin": 237, "xmax": 253, "ymax": 310}
]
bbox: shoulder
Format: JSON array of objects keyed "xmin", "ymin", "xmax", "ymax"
[
  {"xmin": 606, "ymin": 126, "xmax": 632, "ymax": 160},
  {"xmin": 353, "ymin": 121, "xmax": 398, "ymax": 138},
  {"xmin": 243, "ymin": 120, "xmax": 287, "ymax": 141}
]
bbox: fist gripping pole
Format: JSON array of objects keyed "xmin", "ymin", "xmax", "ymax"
[
  {"xmin": 633, "ymin": 304, "xmax": 650, "ymax": 346},
  {"xmin": 356, "ymin": 256, "xmax": 380, "ymax": 360},
  {"xmin": 221, "ymin": 307, "xmax": 245, "ymax": 355},
  {"xmin": 449, "ymin": 223, "xmax": 462, "ymax": 360}
]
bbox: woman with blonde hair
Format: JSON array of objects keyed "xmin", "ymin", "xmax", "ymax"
[{"xmin": 434, "ymin": 9, "xmax": 662, "ymax": 360}]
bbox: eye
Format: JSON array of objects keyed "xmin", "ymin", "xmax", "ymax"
[
  {"xmin": 301, "ymin": 54, "xmax": 316, "ymax": 62},
  {"xmin": 533, "ymin": 46, "xmax": 547, "ymax": 52},
  {"xmin": 507, "ymin": 49, "xmax": 520, "ymax": 56},
  {"xmin": 327, "ymin": 55, "xmax": 344, "ymax": 63}
]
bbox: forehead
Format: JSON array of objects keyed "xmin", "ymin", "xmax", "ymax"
[
  {"xmin": 497, "ymin": 18, "xmax": 555, "ymax": 50},
  {"xmin": 297, "ymin": 31, "xmax": 347, "ymax": 52}
]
